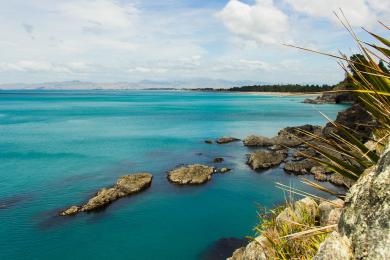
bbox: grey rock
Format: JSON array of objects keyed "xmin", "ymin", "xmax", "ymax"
[
  {"xmin": 338, "ymin": 146, "xmax": 390, "ymax": 259},
  {"xmin": 167, "ymin": 164, "xmax": 215, "ymax": 185},
  {"xmin": 313, "ymin": 231, "xmax": 352, "ymax": 260},
  {"xmin": 216, "ymin": 137, "xmax": 241, "ymax": 144},
  {"xmin": 247, "ymin": 150, "xmax": 286, "ymax": 170},
  {"xmin": 318, "ymin": 199, "xmax": 344, "ymax": 226},
  {"xmin": 284, "ymin": 159, "xmax": 318, "ymax": 175},
  {"xmin": 60, "ymin": 173, "xmax": 153, "ymax": 216},
  {"xmin": 243, "ymin": 135, "xmax": 275, "ymax": 147}
]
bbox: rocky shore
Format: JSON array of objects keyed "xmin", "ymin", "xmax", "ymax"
[{"xmin": 60, "ymin": 173, "xmax": 153, "ymax": 216}]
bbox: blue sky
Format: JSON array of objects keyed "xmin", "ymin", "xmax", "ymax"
[{"xmin": 0, "ymin": 0, "xmax": 388, "ymax": 85}]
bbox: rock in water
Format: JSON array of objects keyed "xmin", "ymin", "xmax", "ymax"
[
  {"xmin": 247, "ymin": 150, "xmax": 286, "ymax": 170},
  {"xmin": 243, "ymin": 135, "xmax": 275, "ymax": 146},
  {"xmin": 213, "ymin": 157, "xmax": 224, "ymax": 163},
  {"xmin": 284, "ymin": 159, "xmax": 318, "ymax": 175},
  {"xmin": 60, "ymin": 173, "xmax": 153, "ymax": 216},
  {"xmin": 219, "ymin": 168, "xmax": 231, "ymax": 173},
  {"xmin": 167, "ymin": 164, "xmax": 215, "ymax": 185},
  {"xmin": 216, "ymin": 137, "xmax": 240, "ymax": 144}
]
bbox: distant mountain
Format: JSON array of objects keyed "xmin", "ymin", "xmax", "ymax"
[{"xmin": 0, "ymin": 79, "xmax": 261, "ymax": 90}]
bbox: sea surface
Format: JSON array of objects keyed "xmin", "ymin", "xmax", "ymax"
[{"xmin": 0, "ymin": 90, "xmax": 349, "ymax": 260}]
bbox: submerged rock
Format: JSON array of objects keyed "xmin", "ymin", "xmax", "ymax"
[
  {"xmin": 247, "ymin": 150, "xmax": 286, "ymax": 170},
  {"xmin": 219, "ymin": 167, "xmax": 231, "ymax": 173},
  {"xmin": 167, "ymin": 164, "xmax": 215, "ymax": 185},
  {"xmin": 204, "ymin": 140, "xmax": 213, "ymax": 144},
  {"xmin": 216, "ymin": 137, "xmax": 240, "ymax": 144},
  {"xmin": 60, "ymin": 173, "xmax": 153, "ymax": 216},
  {"xmin": 213, "ymin": 157, "xmax": 224, "ymax": 163}
]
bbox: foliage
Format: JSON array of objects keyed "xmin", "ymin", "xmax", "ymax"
[
  {"xmin": 288, "ymin": 18, "xmax": 390, "ymax": 182},
  {"xmin": 227, "ymin": 84, "xmax": 333, "ymax": 93},
  {"xmin": 254, "ymin": 202, "xmax": 328, "ymax": 259}
]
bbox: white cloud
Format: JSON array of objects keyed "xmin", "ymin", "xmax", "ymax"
[
  {"xmin": 216, "ymin": 0, "xmax": 289, "ymax": 44},
  {"xmin": 285, "ymin": 0, "xmax": 389, "ymax": 27},
  {"xmin": 59, "ymin": 0, "xmax": 138, "ymax": 29}
]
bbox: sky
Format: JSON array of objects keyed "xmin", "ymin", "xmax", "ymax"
[{"xmin": 0, "ymin": 0, "xmax": 388, "ymax": 86}]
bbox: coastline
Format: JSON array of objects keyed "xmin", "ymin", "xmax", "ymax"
[{"xmin": 234, "ymin": 91, "xmax": 320, "ymax": 97}]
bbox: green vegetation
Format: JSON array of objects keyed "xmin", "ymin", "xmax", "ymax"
[
  {"xmin": 292, "ymin": 21, "xmax": 390, "ymax": 183},
  {"xmin": 254, "ymin": 201, "xmax": 328, "ymax": 259},
  {"xmin": 227, "ymin": 84, "xmax": 333, "ymax": 92}
]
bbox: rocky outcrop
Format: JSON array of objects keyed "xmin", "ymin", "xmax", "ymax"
[
  {"xmin": 227, "ymin": 236, "xmax": 270, "ymax": 260},
  {"xmin": 244, "ymin": 125, "xmax": 322, "ymax": 148},
  {"xmin": 247, "ymin": 150, "xmax": 286, "ymax": 170},
  {"xmin": 322, "ymin": 103, "xmax": 377, "ymax": 142},
  {"xmin": 313, "ymin": 142, "xmax": 390, "ymax": 259},
  {"xmin": 318, "ymin": 199, "xmax": 344, "ymax": 226},
  {"xmin": 216, "ymin": 137, "xmax": 241, "ymax": 144},
  {"xmin": 243, "ymin": 135, "xmax": 275, "ymax": 147},
  {"xmin": 313, "ymin": 231, "xmax": 352, "ymax": 260},
  {"xmin": 167, "ymin": 164, "xmax": 216, "ymax": 185},
  {"xmin": 303, "ymin": 81, "xmax": 356, "ymax": 105},
  {"xmin": 337, "ymin": 146, "xmax": 390, "ymax": 259},
  {"xmin": 60, "ymin": 173, "xmax": 153, "ymax": 216},
  {"xmin": 284, "ymin": 159, "xmax": 318, "ymax": 175},
  {"xmin": 228, "ymin": 197, "xmax": 321, "ymax": 260}
]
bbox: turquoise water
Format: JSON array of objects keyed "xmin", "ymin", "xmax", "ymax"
[{"xmin": 0, "ymin": 90, "xmax": 348, "ymax": 260}]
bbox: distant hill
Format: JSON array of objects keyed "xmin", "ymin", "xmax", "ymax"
[{"xmin": 0, "ymin": 79, "xmax": 260, "ymax": 90}]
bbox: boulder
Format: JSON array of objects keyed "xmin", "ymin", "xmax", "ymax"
[
  {"xmin": 338, "ymin": 146, "xmax": 390, "ymax": 259},
  {"xmin": 247, "ymin": 150, "xmax": 286, "ymax": 170},
  {"xmin": 216, "ymin": 137, "xmax": 240, "ymax": 144},
  {"xmin": 311, "ymin": 166, "xmax": 333, "ymax": 182},
  {"xmin": 227, "ymin": 236, "xmax": 270, "ymax": 260},
  {"xmin": 60, "ymin": 173, "xmax": 153, "ymax": 216},
  {"xmin": 243, "ymin": 135, "xmax": 275, "ymax": 147},
  {"xmin": 318, "ymin": 199, "xmax": 344, "ymax": 226},
  {"xmin": 322, "ymin": 104, "xmax": 377, "ymax": 142},
  {"xmin": 313, "ymin": 231, "xmax": 352, "ymax": 260},
  {"xmin": 329, "ymin": 173, "xmax": 354, "ymax": 188},
  {"xmin": 284, "ymin": 159, "xmax": 318, "ymax": 175},
  {"xmin": 167, "ymin": 164, "xmax": 215, "ymax": 185}
]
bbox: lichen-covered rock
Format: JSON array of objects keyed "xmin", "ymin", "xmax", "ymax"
[
  {"xmin": 243, "ymin": 135, "xmax": 275, "ymax": 147},
  {"xmin": 60, "ymin": 173, "xmax": 153, "ymax": 216},
  {"xmin": 318, "ymin": 199, "xmax": 344, "ymax": 226},
  {"xmin": 284, "ymin": 159, "xmax": 318, "ymax": 175},
  {"xmin": 276, "ymin": 197, "xmax": 319, "ymax": 229},
  {"xmin": 311, "ymin": 166, "xmax": 332, "ymax": 181},
  {"xmin": 59, "ymin": 205, "xmax": 80, "ymax": 216},
  {"xmin": 167, "ymin": 164, "xmax": 215, "ymax": 184},
  {"xmin": 216, "ymin": 137, "xmax": 240, "ymax": 144},
  {"xmin": 338, "ymin": 146, "xmax": 390, "ymax": 259},
  {"xmin": 247, "ymin": 150, "xmax": 286, "ymax": 170},
  {"xmin": 313, "ymin": 231, "xmax": 352, "ymax": 260},
  {"xmin": 329, "ymin": 173, "xmax": 354, "ymax": 188},
  {"xmin": 228, "ymin": 236, "xmax": 269, "ymax": 260}
]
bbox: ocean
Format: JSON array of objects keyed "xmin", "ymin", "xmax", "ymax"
[{"xmin": 0, "ymin": 90, "xmax": 348, "ymax": 260}]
